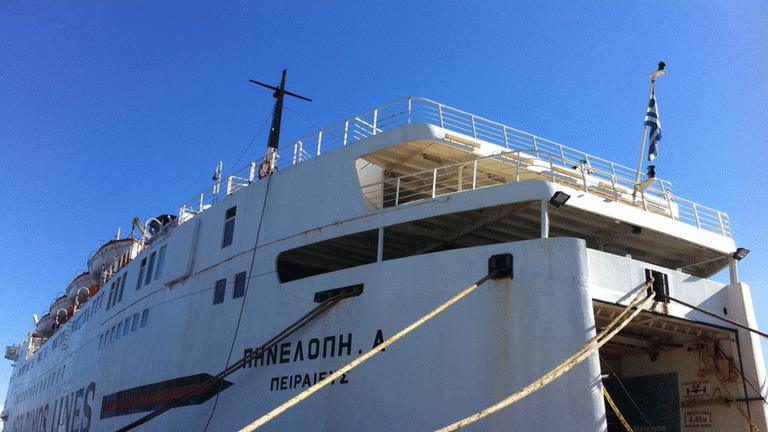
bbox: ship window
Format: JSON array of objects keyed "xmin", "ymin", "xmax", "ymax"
[
  {"xmin": 233, "ymin": 271, "xmax": 247, "ymax": 299},
  {"xmin": 107, "ymin": 281, "xmax": 116, "ymax": 310},
  {"xmin": 145, "ymin": 252, "xmax": 157, "ymax": 286},
  {"xmin": 155, "ymin": 245, "xmax": 167, "ymax": 280},
  {"xmin": 98, "ymin": 334, "xmax": 103, "ymax": 350},
  {"xmin": 136, "ymin": 258, "xmax": 147, "ymax": 290},
  {"xmin": 213, "ymin": 279, "xmax": 227, "ymax": 304},
  {"xmin": 116, "ymin": 322, "xmax": 123, "ymax": 339},
  {"xmin": 123, "ymin": 318, "xmax": 131, "ymax": 336},
  {"xmin": 140, "ymin": 309, "xmax": 149, "ymax": 327},
  {"xmin": 117, "ymin": 272, "xmax": 128, "ymax": 304},
  {"xmin": 131, "ymin": 313, "xmax": 140, "ymax": 331},
  {"xmin": 277, "ymin": 229, "xmax": 378, "ymax": 283},
  {"xmin": 222, "ymin": 206, "xmax": 237, "ymax": 248}
]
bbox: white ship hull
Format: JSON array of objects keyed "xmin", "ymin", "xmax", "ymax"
[{"xmin": 4, "ymin": 98, "xmax": 766, "ymax": 432}]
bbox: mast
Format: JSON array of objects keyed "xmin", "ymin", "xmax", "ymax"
[{"xmin": 249, "ymin": 70, "xmax": 312, "ymax": 177}]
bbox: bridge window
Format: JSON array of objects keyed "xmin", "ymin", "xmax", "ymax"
[{"xmin": 140, "ymin": 309, "xmax": 149, "ymax": 327}]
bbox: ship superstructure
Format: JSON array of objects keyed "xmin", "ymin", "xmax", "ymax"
[{"xmin": 2, "ymin": 97, "xmax": 765, "ymax": 431}]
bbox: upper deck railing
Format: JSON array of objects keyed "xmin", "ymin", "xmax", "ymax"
[
  {"xmin": 176, "ymin": 97, "xmax": 731, "ymax": 237},
  {"xmin": 359, "ymin": 148, "xmax": 731, "ymax": 236}
]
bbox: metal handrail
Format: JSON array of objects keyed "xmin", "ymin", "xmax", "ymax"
[
  {"xmin": 359, "ymin": 148, "xmax": 731, "ymax": 237},
  {"xmin": 173, "ymin": 97, "xmax": 731, "ymax": 237},
  {"xmin": 284, "ymin": 97, "xmax": 672, "ymax": 190}
]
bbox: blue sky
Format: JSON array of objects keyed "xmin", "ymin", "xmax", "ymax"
[{"xmin": 1, "ymin": 0, "xmax": 766, "ymax": 412}]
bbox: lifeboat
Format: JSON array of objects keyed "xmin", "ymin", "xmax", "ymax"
[
  {"xmin": 49, "ymin": 295, "xmax": 73, "ymax": 325},
  {"xmin": 87, "ymin": 238, "xmax": 140, "ymax": 283},
  {"xmin": 35, "ymin": 313, "xmax": 54, "ymax": 337},
  {"xmin": 65, "ymin": 272, "xmax": 95, "ymax": 305}
]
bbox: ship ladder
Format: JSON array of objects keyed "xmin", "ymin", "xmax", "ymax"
[{"xmin": 238, "ymin": 275, "xmax": 655, "ymax": 431}]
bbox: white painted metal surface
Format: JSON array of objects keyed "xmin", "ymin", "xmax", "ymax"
[{"xmin": 2, "ymin": 100, "xmax": 762, "ymax": 432}]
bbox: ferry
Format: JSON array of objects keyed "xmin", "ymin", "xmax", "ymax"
[{"xmin": 2, "ymin": 86, "xmax": 766, "ymax": 431}]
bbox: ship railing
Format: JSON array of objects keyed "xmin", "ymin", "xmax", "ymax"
[
  {"xmin": 283, "ymin": 97, "xmax": 661, "ymax": 186},
  {"xmin": 360, "ymin": 149, "xmax": 732, "ymax": 237},
  {"xmin": 173, "ymin": 97, "xmax": 730, "ymax": 237},
  {"xmin": 177, "ymin": 161, "xmax": 259, "ymax": 222}
]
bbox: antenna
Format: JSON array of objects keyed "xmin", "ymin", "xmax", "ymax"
[{"xmin": 249, "ymin": 70, "xmax": 312, "ymax": 177}]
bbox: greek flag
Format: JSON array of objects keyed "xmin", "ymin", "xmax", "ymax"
[{"xmin": 645, "ymin": 90, "xmax": 662, "ymax": 161}]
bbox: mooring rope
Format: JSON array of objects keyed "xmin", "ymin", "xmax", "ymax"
[
  {"xmin": 115, "ymin": 292, "xmax": 347, "ymax": 432},
  {"xmin": 237, "ymin": 272, "xmax": 496, "ymax": 431},
  {"xmin": 435, "ymin": 280, "xmax": 654, "ymax": 431},
  {"xmin": 602, "ymin": 385, "xmax": 635, "ymax": 432},
  {"xmin": 239, "ymin": 277, "xmax": 654, "ymax": 432},
  {"xmin": 663, "ymin": 294, "xmax": 768, "ymax": 340}
]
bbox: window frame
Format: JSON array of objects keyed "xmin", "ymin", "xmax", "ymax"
[
  {"xmin": 140, "ymin": 309, "xmax": 149, "ymax": 328},
  {"xmin": 213, "ymin": 278, "xmax": 227, "ymax": 304},
  {"xmin": 123, "ymin": 318, "xmax": 131, "ymax": 337},
  {"xmin": 117, "ymin": 272, "xmax": 128, "ymax": 304},
  {"xmin": 233, "ymin": 271, "xmax": 247, "ymax": 299},
  {"xmin": 155, "ymin": 245, "xmax": 167, "ymax": 281},
  {"xmin": 107, "ymin": 281, "xmax": 116, "ymax": 310},
  {"xmin": 131, "ymin": 313, "xmax": 140, "ymax": 331},
  {"xmin": 136, "ymin": 258, "xmax": 147, "ymax": 290},
  {"xmin": 145, "ymin": 251, "xmax": 157, "ymax": 286},
  {"xmin": 222, "ymin": 206, "xmax": 237, "ymax": 248}
]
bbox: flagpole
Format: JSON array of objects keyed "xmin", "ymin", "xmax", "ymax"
[
  {"xmin": 633, "ymin": 61, "xmax": 666, "ymax": 186},
  {"xmin": 633, "ymin": 78, "xmax": 655, "ymax": 185}
]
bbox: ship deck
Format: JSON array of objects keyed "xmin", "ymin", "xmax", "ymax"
[{"xmin": 176, "ymin": 97, "xmax": 735, "ymax": 277}]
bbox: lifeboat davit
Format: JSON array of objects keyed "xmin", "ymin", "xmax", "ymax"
[
  {"xmin": 35, "ymin": 313, "xmax": 54, "ymax": 337},
  {"xmin": 65, "ymin": 272, "xmax": 95, "ymax": 305},
  {"xmin": 49, "ymin": 295, "xmax": 73, "ymax": 325},
  {"xmin": 87, "ymin": 238, "xmax": 140, "ymax": 282}
]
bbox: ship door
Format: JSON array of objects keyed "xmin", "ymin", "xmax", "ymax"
[
  {"xmin": 602, "ymin": 372, "xmax": 681, "ymax": 432},
  {"xmin": 594, "ymin": 301, "xmax": 739, "ymax": 432}
]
